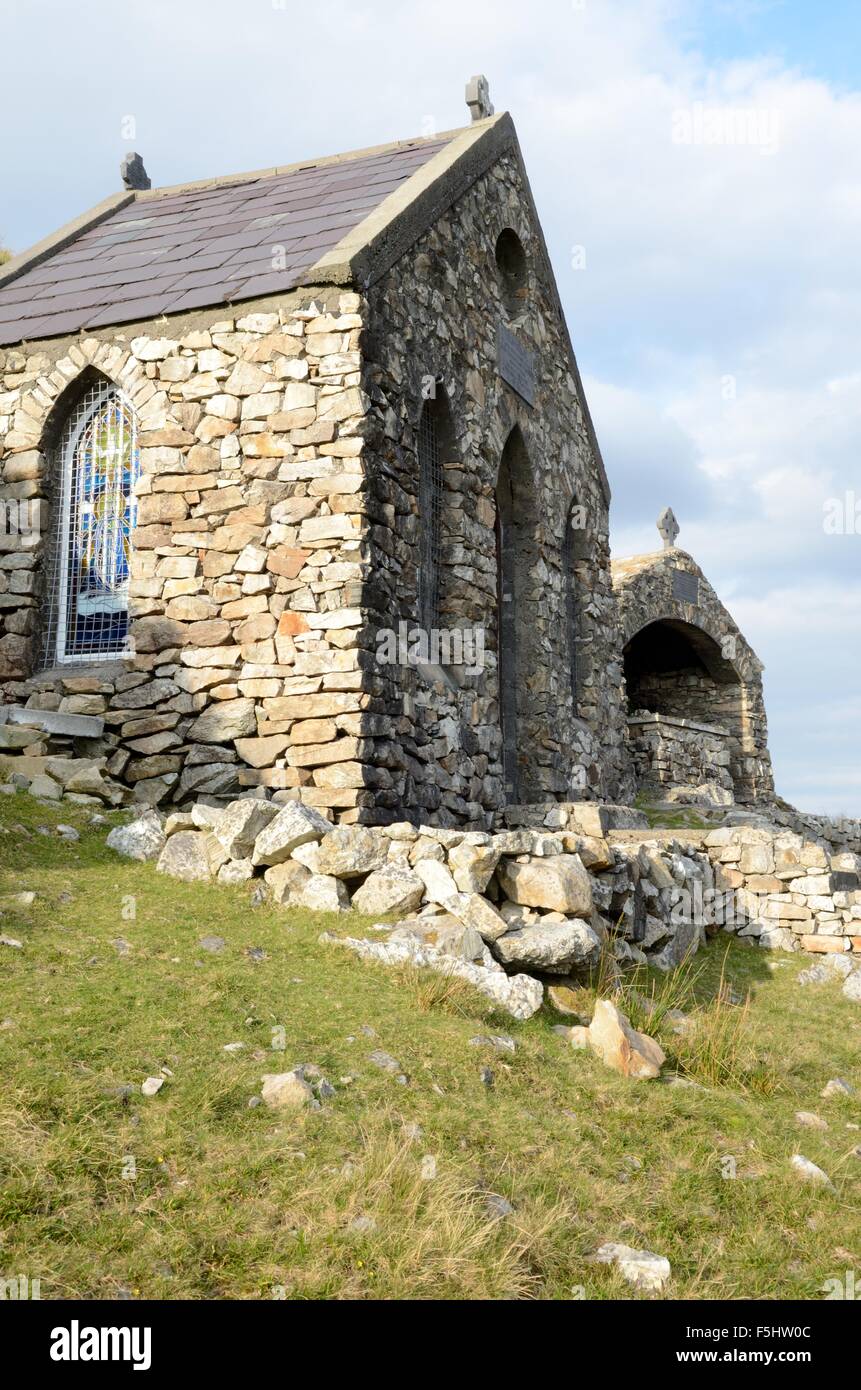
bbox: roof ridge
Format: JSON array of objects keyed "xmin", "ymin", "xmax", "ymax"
[{"xmin": 135, "ymin": 124, "xmax": 475, "ymax": 202}]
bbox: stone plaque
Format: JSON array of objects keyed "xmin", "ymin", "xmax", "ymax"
[
  {"xmin": 497, "ymin": 324, "xmax": 536, "ymax": 407},
  {"xmin": 672, "ymin": 569, "xmax": 699, "ymax": 605}
]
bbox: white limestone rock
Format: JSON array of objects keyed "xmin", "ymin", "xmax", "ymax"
[
  {"xmin": 251, "ymin": 802, "xmax": 332, "ymax": 867},
  {"xmin": 388, "ymin": 915, "xmax": 485, "ymax": 964},
  {"xmin": 593, "ymin": 1242, "xmax": 671, "ymax": 1293},
  {"xmin": 157, "ymin": 830, "xmax": 220, "ymax": 882},
  {"xmin": 302, "ymin": 874, "xmax": 350, "ymax": 913},
  {"xmin": 314, "ymin": 827, "xmax": 388, "ymax": 880},
  {"xmin": 447, "ymin": 840, "xmax": 501, "ymax": 893},
  {"xmin": 842, "ymin": 970, "xmax": 861, "ymax": 1003},
  {"xmin": 496, "ymin": 854, "xmax": 593, "ymax": 916},
  {"xmin": 217, "ymin": 858, "xmax": 255, "ymax": 885},
  {"xmin": 493, "ymin": 917, "xmax": 600, "ymax": 974},
  {"xmin": 412, "ymin": 857, "xmax": 459, "ymax": 905},
  {"xmin": 264, "ymin": 860, "xmax": 312, "ymax": 906},
  {"xmin": 790, "ymin": 1154, "xmax": 835, "ymax": 1190},
  {"xmin": 350, "ymin": 867, "xmax": 425, "ymax": 917},
  {"xmin": 106, "ymin": 809, "xmax": 165, "ymax": 863},
  {"xmin": 446, "ymin": 891, "xmax": 510, "ymax": 943},
  {"xmin": 261, "ymin": 1071, "xmax": 314, "ymax": 1110},
  {"xmin": 321, "ymin": 932, "xmax": 544, "ymax": 1020},
  {"xmin": 214, "ymin": 798, "xmax": 279, "ymax": 860}
]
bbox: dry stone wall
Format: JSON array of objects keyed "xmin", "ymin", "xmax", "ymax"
[
  {"xmin": 628, "ymin": 712, "xmax": 734, "ymax": 797},
  {"xmin": 705, "ymin": 825, "xmax": 861, "ymax": 957},
  {"xmin": 108, "ymin": 798, "xmax": 732, "ymax": 1018},
  {"xmin": 0, "ymin": 291, "xmax": 381, "ymax": 818}
]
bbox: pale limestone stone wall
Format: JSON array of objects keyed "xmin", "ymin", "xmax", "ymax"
[
  {"xmin": 361, "ymin": 149, "xmax": 634, "ymax": 824},
  {"xmin": 0, "ymin": 292, "xmax": 377, "ymax": 818},
  {"xmin": 705, "ymin": 826, "xmax": 861, "ymax": 957}
]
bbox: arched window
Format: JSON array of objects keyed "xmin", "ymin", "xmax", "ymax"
[
  {"xmin": 44, "ymin": 381, "xmax": 140, "ymax": 664},
  {"xmin": 563, "ymin": 497, "xmax": 589, "ymax": 712},
  {"xmin": 416, "ymin": 390, "xmax": 450, "ymax": 634},
  {"xmin": 495, "ymin": 426, "xmax": 540, "ymax": 803},
  {"xmin": 495, "ymin": 228, "xmax": 528, "ymax": 321}
]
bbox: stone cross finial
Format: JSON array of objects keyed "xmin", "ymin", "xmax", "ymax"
[
  {"xmin": 657, "ymin": 506, "xmax": 680, "ymax": 550},
  {"xmin": 121, "ymin": 152, "xmax": 151, "ymax": 191},
  {"xmin": 466, "ymin": 75, "xmax": 494, "ymax": 123}
]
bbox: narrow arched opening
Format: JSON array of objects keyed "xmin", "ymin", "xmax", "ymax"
[{"xmin": 495, "ymin": 426, "xmax": 541, "ymax": 803}]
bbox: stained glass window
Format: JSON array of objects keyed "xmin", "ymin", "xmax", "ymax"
[{"xmin": 45, "ymin": 383, "xmax": 139, "ymax": 664}]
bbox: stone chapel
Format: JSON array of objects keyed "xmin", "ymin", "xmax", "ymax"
[{"xmin": 0, "ymin": 81, "xmax": 774, "ymax": 825}]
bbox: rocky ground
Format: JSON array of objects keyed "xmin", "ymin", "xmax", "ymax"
[
  {"xmin": 0, "ymin": 789, "xmax": 858, "ymax": 1300},
  {"xmin": 103, "ymin": 798, "xmax": 861, "ymax": 1022}
]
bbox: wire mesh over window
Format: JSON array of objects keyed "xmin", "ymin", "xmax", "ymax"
[
  {"xmin": 563, "ymin": 512, "xmax": 578, "ymax": 710},
  {"xmin": 42, "ymin": 383, "xmax": 140, "ymax": 665},
  {"xmin": 417, "ymin": 400, "xmax": 443, "ymax": 633}
]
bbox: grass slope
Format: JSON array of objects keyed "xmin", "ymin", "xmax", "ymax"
[{"xmin": 0, "ymin": 794, "xmax": 858, "ymax": 1301}]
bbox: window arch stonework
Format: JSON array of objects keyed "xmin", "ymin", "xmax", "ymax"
[{"xmin": 43, "ymin": 381, "xmax": 140, "ymax": 666}]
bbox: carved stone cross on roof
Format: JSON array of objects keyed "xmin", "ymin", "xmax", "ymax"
[
  {"xmin": 657, "ymin": 507, "xmax": 680, "ymax": 550},
  {"xmin": 466, "ymin": 75, "xmax": 494, "ymax": 123}
]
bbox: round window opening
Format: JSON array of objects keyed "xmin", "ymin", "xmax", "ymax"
[{"xmin": 495, "ymin": 229, "xmax": 528, "ymax": 319}]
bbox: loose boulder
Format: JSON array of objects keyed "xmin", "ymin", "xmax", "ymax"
[
  {"xmin": 157, "ymin": 830, "xmax": 220, "ymax": 883},
  {"xmin": 302, "ymin": 874, "xmax": 350, "ymax": 913},
  {"xmin": 496, "ymin": 854, "xmax": 593, "ymax": 916},
  {"xmin": 586, "ymin": 999, "xmax": 665, "ymax": 1080},
  {"xmin": 594, "ymin": 1242, "xmax": 671, "ymax": 1292},
  {"xmin": 493, "ymin": 917, "xmax": 600, "ymax": 974},
  {"xmin": 351, "ymin": 867, "xmax": 424, "ymax": 917},
  {"xmin": 315, "ymin": 827, "xmax": 388, "ymax": 880},
  {"xmin": 446, "ymin": 891, "xmax": 509, "ymax": 943},
  {"xmin": 264, "ymin": 860, "xmax": 312, "ymax": 906},
  {"xmin": 251, "ymin": 802, "xmax": 332, "ymax": 867},
  {"xmin": 389, "ymin": 915, "xmax": 486, "ymax": 963},
  {"xmin": 260, "ymin": 1071, "xmax": 314, "ymax": 1110},
  {"xmin": 448, "ymin": 841, "xmax": 501, "ymax": 893},
  {"xmin": 106, "ymin": 809, "xmax": 165, "ymax": 863},
  {"xmin": 214, "ymin": 798, "xmax": 279, "ymax": 860}
]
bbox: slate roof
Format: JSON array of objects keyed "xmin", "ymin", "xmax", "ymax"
[{"xmin": 0, "ymin": 135, "xmax": 455, "ymax": 347}]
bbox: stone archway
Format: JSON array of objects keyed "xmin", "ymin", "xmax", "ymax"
[{"xmin": 612, "ymin": 550, "xmax": 774, "ymax": 804}]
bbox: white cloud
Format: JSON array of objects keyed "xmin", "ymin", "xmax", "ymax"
[{"xmin": 3, "ymin": 0, "xmax": 859, "ymax": 811}]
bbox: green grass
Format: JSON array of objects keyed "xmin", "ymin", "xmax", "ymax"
[
  {"xmin": 0, "ymin": 792, "xmax": 859, "ymax": 1300},
  {"xmin": 634, "ymin": 793, "xmax": 711, "ymax": 831}
]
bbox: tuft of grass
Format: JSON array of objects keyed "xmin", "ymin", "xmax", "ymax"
[
  {"xmin": 396, "ymin": 965, "xmax": 494, "ymax": 1019},
  {"xmin": 612, "ymin": 950, "xmax": 705, "ymax": 1036},
  {"xmin": 673, "ymin": 993, "xmax": 781, "ymax": 1097}
]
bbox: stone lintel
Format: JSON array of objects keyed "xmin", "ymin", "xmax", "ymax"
[{"xmin": 627, "ymin": 712, "xmax": 730, "ymax": 739}]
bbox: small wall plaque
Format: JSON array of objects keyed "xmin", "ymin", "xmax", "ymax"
[
  {"xmin": 672, "ymin": 569, "xmax": 699, "ymax": 605},
  {"xmin": 497, "ymin": 323, "xmax": 536, "ymax": 407}
]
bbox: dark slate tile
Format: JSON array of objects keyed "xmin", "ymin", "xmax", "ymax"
[
  {"xmin": 84, "ymin": 295, "xmax": 174, "ymax": 328},
  {"xmin": 5, "ymin": 308, "xmax": 90, "ymax": 341},
  {"xmin": 0, "ymin": 135, "xmax": 451, "ymax": 344}
]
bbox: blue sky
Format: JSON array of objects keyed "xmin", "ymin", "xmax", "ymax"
[
  {"xmin": 685, "ymin": 0, "xmax": 861, "ymax": 87},
  {"xmin": 1, "ymin": 0, "xmax": 858, "ymax": 814}
]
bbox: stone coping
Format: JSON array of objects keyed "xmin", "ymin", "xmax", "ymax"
[
  {"xmin": 0, "ymin": 705, "xmax": 105, "ymax": 737},
  {"xmin": 627, "ymin": 712, "xmax": 730, "ymax": 738}
]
